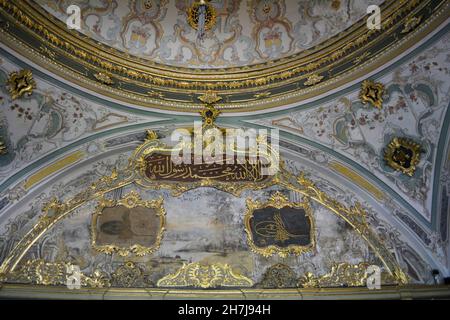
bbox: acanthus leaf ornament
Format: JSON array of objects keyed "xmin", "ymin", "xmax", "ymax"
[
  {"xmin": 187, "ymin": 0, "xmax": 217, "ymax": 40},
  {"xmin": 304, "ymin": 74, "xmax": 324, "ymax": 86},
  {"xmin": 360, "ymin": 80, "xmax": 385, "ymax": 110},
  {"xmin": 93, "ymin": 72, "xmax": 114, "ymax": 85},
  {"xmin": 0, "ymin": 139, "xmax": 7, "ymax": 155},
  {"xmin": 7, "ymin": 69, "xmax": 36, "ymax": 100},
  {"xmin": 157, "ymin": 262, "xmax": 253, "ymax": 288},
  {"xmin": 198, "ymin": 90, "xmax": 222, "ymax": 105},
  {"xmin": 401, "ymin": 16, "xmax": 422, "ymax": 34}
]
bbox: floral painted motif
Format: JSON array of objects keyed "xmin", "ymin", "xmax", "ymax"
[
  {"xmin": 253, "ymin": 31, "xmax": 450, "ymax": 220},
  {"xmin": 35, "ymin": 0, "xmax": 384, "ymax": 68}
]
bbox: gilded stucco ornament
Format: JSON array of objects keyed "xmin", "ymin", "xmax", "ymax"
[
  {"xmin": 304, "ymin": 74, "xmax": 324, "ymax": 86},
  {"xmin": 0, "ymin": 130, "xmax": 409, "ymax": 287},
  {"xmin": 0, "ymin": 0, "xmax": 443, "ymax": 111},
  {"xmin": 198, "ymin": 91, "xmax": 222, "ymax": 127},
  {"xmin": 157, "ymin": 262, "xmax": 253, "ymax": 288},
  {"xmin": 360, "ymin": 80, "xmax": 385, "ymax": 110},
  {"xmin": 257, "ymin": 264, "xmax": 298, "ymax": 288},
  {"xmin": 93, "ymin": 72, "xmax": 114, "ymax": 85},
  {"xmin": 7, "ymin": 69, "xmax": 36, "ymax": 100},
  {"xmin": 4, "ymin": 260, "xmax": 110, "ymax": 288},
  {"xmin": 402, "ymin": 16, "xmax": 422, "ymax": 34},
  {"xmin": 0, "ymin": 139, "xmax": 7, "ymax": 155},
  {"xmin": 91, "ymin": 191, "xmax": 166, "ymax": 257},
  {"xmin": 384, "ymin": 137, "xmax": 422, "ymax": 177},
  {"xmin": 244, "ymin": 192, "xmax": 315, "ymax": 258},
  {"xmin": 298, "ymin": 263, "xmax": 371, "ymax": 288},
  {"xmin": 198, "ymin": 90, "xmax": 222, "ymax": 105},
  {"xmin": 145, "ymin": 130, "xmax": 158, "ymax": 141},
  {"xmin": 187, "ymin": 0, "xmax": 217, "ymax": 32},
  {"xmin": 298, "ymin": 263, "xmax": 397, "ymax": 288}
]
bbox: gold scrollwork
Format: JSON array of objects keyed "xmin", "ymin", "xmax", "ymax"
[
  {"xmin": 91, "ymin": 191, "xmax": 166, "ymax": 257},
  {"xmin": 384, "ymin": 137, "xmax": 422, "ymax": 177},
  {"xmin": 7, "ymin": 69, "xmax": 36, "ymax": 100},
  {"xmin": 145, "ymin": 129, "xmax": 158, "ymax": 141},
  {"xmin": 198, "ymin": 90, "xmax": 222, "ymax": 105},
  {"xmin": 93, "ymin": 72, "xmax": 114, "ymax": 85},
  {"xmin": 244, "ymin": 192, "xmax": 315, "ymax": 258},
  {"xmin": 5, "ymin": 259, "xmax": 110, "ymax": 288},
  {"xmin": 360, "ymin": 80, "xmax": 385, "ymax": 110},
  {"xmin": 304, "ymin": 74, "xmax": 324, "ymax": 86},
  {"xmin": 0, "ymin": 139, "xmax": 7, "ymax": 155},
  {"xmin": 298, "ymin": 262, "xmax": 396, "ymax": 288},
  {"xmin": 157, "ymin": 262, "xmax": 253, "ymax": 288},
  {"xmin": 0, "ymin": 130, "xmax": 408, "ymax": 286},
  {"xmin": 187, "ymin": 0, "xmax": 217, "ymax": 32},
  {"xmin": 402, "ymin": 16, "xmax": 422, "ymax": 34}
]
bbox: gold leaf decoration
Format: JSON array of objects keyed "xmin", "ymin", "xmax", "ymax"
[
  {"xmin": 198, "ymin": 90, "xmax": 222, "ymax": 105},
  {"xmin": 244, "ymin": 192, "xmax": 315, "ymax": 258},
  {"xmin": 384, "ymin": 137, "xmax": 422, "ymax": 177},
  {"xmin": 93, "ymin": 72, "xmax": 114, "ymax": 85},
  {"xmin": 7, "ymin": 69, "xmax": 36, "ymax": 100},
  {"xmin": 157, "ymin": 262, "xmax": 253, "ymax": 288},
  {"xmin": 304, "ymin": 74, "xmax": 324, "ymax": 86},
  {"xmin": 298, "ymin": 263, "xmax": 371, "ymax": 288},
  {"xmin": 91, "ymin": 191, "xmax": 166, "ymax": 257},
  {"xmin": 401, "ymin": 16, "xmax": 422, "ymax": 34},
  {"xmin": 360, "ymin": 80, "xmax": 384, "ymax": 110},
  {"xmin": 187, "ymin": 0, "xmax": 217, "ymax": 31}
]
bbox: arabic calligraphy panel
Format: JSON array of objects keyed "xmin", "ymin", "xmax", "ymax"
[
  {"xmin": 143, "ymin": 152, "xmax": 272, "ymax": 183},
  {"xmin": 245, "ymin": 192, "xmax": 315, "ymax": 258}
]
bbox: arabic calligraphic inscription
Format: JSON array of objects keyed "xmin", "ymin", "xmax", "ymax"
[
  {"xmin": 245, "ymin": 192, "xmax": 315, "ymax": 258},
  {"xmin": 144, "ymin": 153, "xmax": 272, "ymax": 183}
]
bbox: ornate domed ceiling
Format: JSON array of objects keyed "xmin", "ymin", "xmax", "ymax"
[
  {"xmin": 35, "ymin": 0, "xmax": 383, "ymax": 69},
  {"xmin": 0, "ymin": 0, "xmax": 449, "ymax": 300},
  {"xmin": 0, "ymin": 0, "xmax": 448, "ymax": 111}
]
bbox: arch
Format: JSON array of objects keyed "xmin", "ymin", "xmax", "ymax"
[{"xmin": 0, "ymin": 134, "xmax": 408, "ymax": 285}]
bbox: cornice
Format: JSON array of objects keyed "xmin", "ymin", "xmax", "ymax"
[{"xmin": 0, "ymin": 0, "xmax": 448, "ymax": 112}]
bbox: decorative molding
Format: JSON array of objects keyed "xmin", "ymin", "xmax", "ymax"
[
  {"xmin": 244, "ymin": 192, "xmax": 315, "ymax": 258},
  {"xmin": 91, "ymin": 191, "xmax": 166, "ymax": 257},
  {"xmin": 359, "ymin": 80, "xmax": 385, "ymax": 110},
  {"xmin": 299, "ymin": 263, "xmax": 373, "ymax": 288},
  {"xmin": 329, "ymin": 162, "xmax": 385, "ymax": 201},
  {"xmin": 0, "ymin": 131, "xmax": 408, "ymax": 286},
  {"xmin": 157, "ymin": 262, "xmax": 253, "ymax": 288},
  {"xmin": 0, "ymin": 0, "xmax": 445, "ymax": 111},
  {"xmin": 384, "ymin": 137, "xmax": 422, "ymax": 177},
  {"xmin": 402, "ymin": 16, "xmax": 423, "ymax": 34},
  {"xmin": 187, "ymin": 0, "xmax": 217, "ymax": 32},
  {"xmin": 6, "ymin": 69, "xmax": 35, "ymax": 100}
]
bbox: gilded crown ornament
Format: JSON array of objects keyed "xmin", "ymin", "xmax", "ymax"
[{"xmin": 199, "ymin": 90, "xmax": 222, "ymax": 127}]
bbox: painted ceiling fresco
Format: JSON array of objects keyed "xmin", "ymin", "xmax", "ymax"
[
  {"xmin": 0, "ymin": 0, "xmax": 449, "ymax": 299},
  {"xmin": 250, "ymin": 30, "xmax": 450, "ymax": 221},
  {"xmin": 35, "ymin": 0, "xmax": 384, "ymax": 69}
]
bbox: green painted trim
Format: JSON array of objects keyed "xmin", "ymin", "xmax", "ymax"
[
  {"xmin": 431, "ymin": 102, "xmax": 450, "ymax": 230},
  {"xmin": 0, "ymin": 119, "xmax": 187, "ymax": 193}
]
